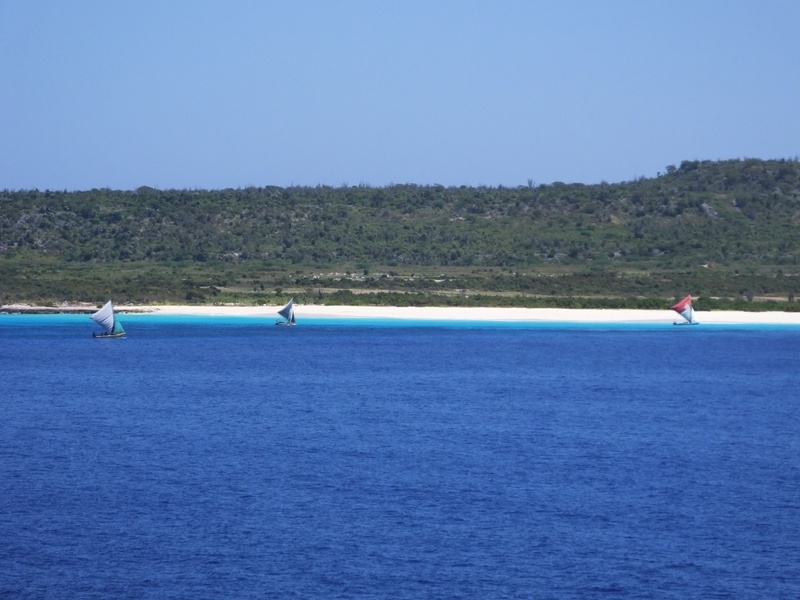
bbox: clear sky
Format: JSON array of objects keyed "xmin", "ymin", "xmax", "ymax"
[{"xmin": 2, "ymin": 0, "xmax": 798, "ymax": 191}]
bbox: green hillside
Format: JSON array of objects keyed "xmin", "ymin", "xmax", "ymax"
[{"xmin": 2, "ymin": 158, "xmax": 799, "ymax": 309}]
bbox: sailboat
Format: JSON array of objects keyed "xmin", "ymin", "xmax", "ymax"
[
  {"xmin": 670, "ymin": 295, "xmax": 699, "ymax": 326},
  {"xmin": 91, "ymin": 300, "xmax": 126, "ymax": 338},
  {"xmin": 275, "ymin": 297, "xmax": 296, "ymax": 326}
]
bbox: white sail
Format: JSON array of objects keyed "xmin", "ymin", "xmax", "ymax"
[
  {"xmin": 680, "ymin": 305, "xmax": 696, "ymax": 323},
  {"xmin": 276, "ymin": 298, "xmax": 296, "ymax": 325},
  {"xmin": 91, "ymin": 300, "xmax": 116, "ymax": 333}
]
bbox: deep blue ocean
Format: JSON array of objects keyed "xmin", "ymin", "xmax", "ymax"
[{"xmin": 1, "ymin": 314, "xmax": 799, "ymax": 599}]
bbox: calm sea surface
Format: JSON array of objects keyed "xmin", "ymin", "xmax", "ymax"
[{"xmin": 1, "ymin": 315, "xmax": 799, "ymax": 599}]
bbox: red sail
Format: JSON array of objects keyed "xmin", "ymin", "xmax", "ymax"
[{"xmin": 670, "ymin": 295, "xmax": 692, "ymax": 313}]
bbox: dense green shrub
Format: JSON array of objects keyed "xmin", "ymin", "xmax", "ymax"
[{"xmin": 2, "ymin": 159, "xmax": 799, "ymax": 308}]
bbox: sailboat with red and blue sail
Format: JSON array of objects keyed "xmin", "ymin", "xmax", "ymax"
[{"xmin": 671, "ymin": 295, "xmax": 699, "ymax": 326}]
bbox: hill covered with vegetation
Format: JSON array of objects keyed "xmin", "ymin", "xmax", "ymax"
[{"xmin": 2, "ymin": 158, "xmax": 799, "ymax": 309}]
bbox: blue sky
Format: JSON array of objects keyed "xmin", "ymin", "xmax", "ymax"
[{"xmin": 2, "ymin": 1, "xmax": 798, "ymax": 191}]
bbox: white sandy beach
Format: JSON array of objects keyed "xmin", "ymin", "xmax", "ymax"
[
  {"xmin": 111, "ymin": 304, "xmax": 800, "ymax": 324},
  {"xmin": 4, "ymin": 303, "xmax": 800, "ymax": 324}
]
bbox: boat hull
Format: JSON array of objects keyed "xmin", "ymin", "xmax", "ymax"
[{"xmin": 93, "ymin": 332, "xmax": 126, "ymax": 338}]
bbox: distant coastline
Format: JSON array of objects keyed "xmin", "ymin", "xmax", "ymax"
[{"xmin": 4, "ymin": 303, "xmax": 800, "ymax": 325}]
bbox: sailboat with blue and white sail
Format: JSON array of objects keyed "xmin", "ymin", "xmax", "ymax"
[
  {"xmin": 275, "ymin": 298, "xmax": 296, "ymax": 326},
  {"xmin": 91, "ymin": 300, "xmax": 126, "ymax": 338},
  {"xmin": 671, "ymin": 295, "xmax": 699, "ymax": 326}
]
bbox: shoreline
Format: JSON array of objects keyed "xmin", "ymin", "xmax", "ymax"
[{"xmin": 3, "ymin": 303, "xmax": 800, "ymax": 324}]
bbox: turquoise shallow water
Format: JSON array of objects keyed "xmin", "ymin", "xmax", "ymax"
[
  {"xmin": 2, "ymin": 312, "xmax": 799, "ymax": 330},
  {"xmin": 1, "ymin": 317, "xmax": 799, "ymax": 598}
]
